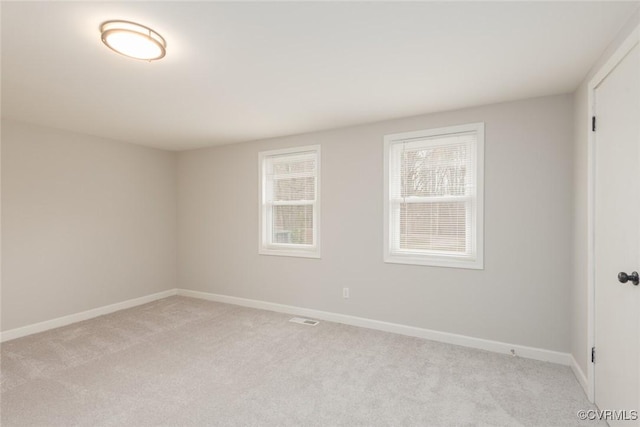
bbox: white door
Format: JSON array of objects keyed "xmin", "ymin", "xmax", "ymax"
[{"xmin": 594, "ymin": 40, "xmax": 640, "ymax": 424}]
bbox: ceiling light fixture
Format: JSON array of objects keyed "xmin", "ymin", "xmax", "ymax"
[{"xmin": 100, "ymin": 20, "xmax": 166, "ymax": 61}]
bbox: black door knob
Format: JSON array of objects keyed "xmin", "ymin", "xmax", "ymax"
[{"xmin": 618, "ymin": 271, "xmax": 639, "ymax": 285}]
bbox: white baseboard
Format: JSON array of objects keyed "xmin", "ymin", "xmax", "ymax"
[
  {"xmin": 570, "ymin": 354, "xmax": 589, "ymax": 396},
  {"xmin": 0, "ymin": 289, "xmax": 178, "ymax": 343},
  {"xmin": 1, "ymin": 287, "xmax": 572, "ymax": 368},
  {"xmin": 176, "ymin": 289, "xmax": 571, "ymax": 366}
]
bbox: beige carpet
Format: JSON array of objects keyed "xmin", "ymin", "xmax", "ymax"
[{"xmin": 1, "ymin": 296, "xmax": 601, "ymax": 426}]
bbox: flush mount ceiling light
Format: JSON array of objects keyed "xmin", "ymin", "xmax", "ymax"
[{"xmin": 100, "ymin": 20, "xmax": 166, "ymax": 61}]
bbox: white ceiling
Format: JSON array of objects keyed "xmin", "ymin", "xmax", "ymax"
[{"xmin": 2, "ymin": 1, "xmax": 638, "ymax": 151}]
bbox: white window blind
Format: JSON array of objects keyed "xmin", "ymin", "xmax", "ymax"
[
  {"xmin": 259, "ymin": 145, "xmax": 320, "ymax": 258},
  {"xmin": 384, "ymin": 123, "xmax": 484, "ymax": 269}
]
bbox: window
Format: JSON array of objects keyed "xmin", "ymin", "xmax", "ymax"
[
  {"xmin": 259, "ymin": 145, "xmax": 320, "ymax": 258},
  {"xmin": 384, "ymin": 123, "xmax": 484, "ymax": 269}
]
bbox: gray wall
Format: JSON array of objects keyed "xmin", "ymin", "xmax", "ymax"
[
  {"xmin": 178, "ymin": 94, "xmax": 574, "ymax": 353},
  {"xmin": 1, "ymin": 120, "xmax": 178, "ymax": 331},
  {"xmin": 571, "ymin": 9, "xmax": 640, "ymax": 376},
  {"xmin": 572, "ymin": 81, "xmax": 589, "ymax": 374}
]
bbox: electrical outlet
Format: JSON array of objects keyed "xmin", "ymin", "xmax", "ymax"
[{"xmin": 343, "ymin": 287, "xmax": 350, "ymax": 299}]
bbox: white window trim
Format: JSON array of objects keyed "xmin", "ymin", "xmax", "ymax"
[
  {"xmin": 258, "ymin": 145, "xmax": 321, "ymax": 259},
  {"xmin": 383, "ymin": 123, "xmax": 484, "ymax": 269}
]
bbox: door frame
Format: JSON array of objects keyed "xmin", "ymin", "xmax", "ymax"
[{"xmin": 587, "ymin": 23, "xmax": 640, "ymax": 404}]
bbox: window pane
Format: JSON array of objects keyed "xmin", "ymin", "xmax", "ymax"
[
  {"xmin": 273, "ymin": 176, "xmax": 315, "ymax": 201},
  {"xmin": 260, "ymin": 146, "xmax": 320, "ymax": 257},
  {"xmin": 399, "ymin": 201, "xmax": 467, "ymax": 253},
  {"xmin": 272, "ymin": 205, "xmax": 314, "ymax": 245},
  {"xmin": 272, "ymin": 158, "xmax": 315, "ymax": 175},
  {"xmin": 401, "ymin": 141, "xmax": 468, "ymax": 197},
  {"xmin": 385, "ymin": 124, "xmax": 482, "ymax": 268}
]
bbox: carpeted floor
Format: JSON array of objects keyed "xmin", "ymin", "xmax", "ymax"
[{"xmin": 1, "ymin": 296, "xmax": 601, "ymax": 426}]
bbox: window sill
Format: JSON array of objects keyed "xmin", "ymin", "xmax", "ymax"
[
  {"xmin": 259, "ymin": 247, "xmax": 321, "ymax": 259},
  {"xmin": 384, "ymin": 253, "xmax": 483, "ymax": 270}
]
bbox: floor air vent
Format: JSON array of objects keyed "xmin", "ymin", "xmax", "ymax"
[{"xmin": 289, "ymin": 317, "xmax": 319, "ymax": 326}]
